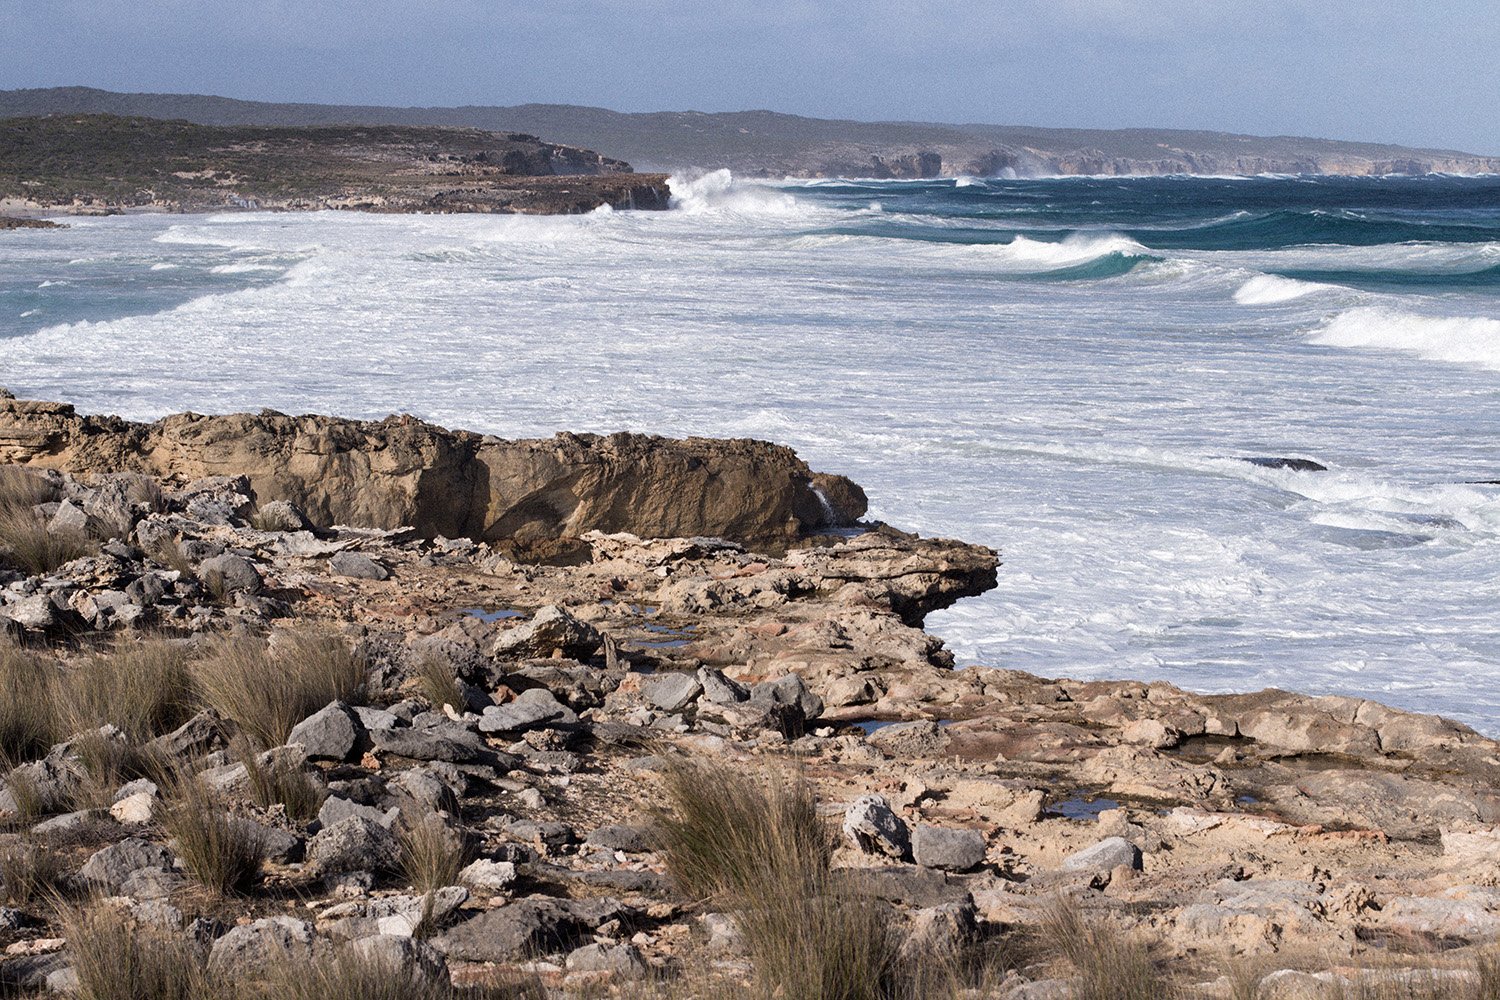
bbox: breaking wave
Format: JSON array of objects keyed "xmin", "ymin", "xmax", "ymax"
[{"xmin": 1309, "ymin": 306, "xmax": 1500, "ymax": 371}]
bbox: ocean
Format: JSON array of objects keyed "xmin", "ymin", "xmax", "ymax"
[{"xmin": 3, "ymin": 171, "xmax": 1499, "ymax": 729}]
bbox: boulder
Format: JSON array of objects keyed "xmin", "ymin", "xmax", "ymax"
[
  {"xmin": 478, "ymin": 687, "xmax": 578, "ymax": 734},
  {"xmin": 198, "ymin": 553, "xmax": 262, "ymax": 597},
  {"xmin": 287, "ymin": 701, "xmax": 363, "ymax": 761},
  {"xmin": 329, "ymin": 551, "xmax": 390, "ymax": 581},
  {"xmin": 751, "ymin": 672, "xmax": 823, "ymax": 721},
  {"xmin": 345, "ymin": 935, "xmax": 448, "ymax": 986},
  {"xmin": 646, "ymin": 673, "xmax": 702, "ymax": 713},
  {"xmin": 79, "ymin": 838, "xmax": 173, "ymax": 891},
  {"xmin": 307, "ymin": 815, "xmax": 399, "ymax": 875},
  {"xmin": 459, "ymin": 859, "xmax": 518, "ymax": 892},
  {"xmin": 251, "ymin": 500, "xmax": 312, "ymax": 532},
  {"xmin": 1061, "ymin": 836, "xmax": 1142, "ymax": 874},
  {"xmin": 209, "ymin": 916, "xmax": 315, "ymax": 973},
  {"xmin": 912, "ymin": 824, "xmax": 986, "ymax": 872},
  {"xmin": 565, "ymin": 941, "xmax": 648, "ymax": 979},
  {"xmin": 492, "ymin": 606, "xmax": 601, "ymax": 661},
  {"xmin": 843, "ymin": 794, "xmax": 911, "ymax": 861},
  {"xmin": 433, "ymin": 897, "xmax": 625, "ymax": 962}
]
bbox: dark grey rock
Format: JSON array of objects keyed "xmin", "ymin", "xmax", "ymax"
[
  {"xmin": 287, "ymin": 701, "xmax": 363, "ymax": 761},
  {"xmin": 199, "ymin": 554, "xmax": 263, "ymax": 597},
  {"xmin": 307, "ymin": 815, "xmax": 399, "ymax": 874},
  {"xmin": 208, "ymin": 916, "xmax": 315, "ymax": 973},
  {"xmin": 330, "ymin": 551, "xmax": 391, "ymax": 581},
  {"xmin": 478, "ymin": 687, "xmax": 578, "ymax": 734},
  {"xmin": 371, "ymin": 722, "xmax": 499, "ymax": 764},
  {"xmin": 697, "ymin": 667, "xmax": 749, "ymax": 705},
  {"xmin": 912, "ymin": 824, "xmax": 987, "ymax": 873},
  {"xmin": 751, "ymin": 672, "xmax": 823, "ymax": 721},
  {"xmin": 585, "ymin": 824, "xmax": 655, "ymax": 854},
  {"xmin": 433, "ymin": 897, "xmax": 625, "ymax": 962},
  {"xmin": 646, "ymin": 673, "xmax": 702, "ymax": 712},
  {"xmin": 79, "ymin": 837, "xmax": 174, "ymax": 891}
]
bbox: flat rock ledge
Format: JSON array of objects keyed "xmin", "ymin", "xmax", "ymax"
[
  {"xmin": 1, "ymin": 408, "xmax": 1497, "ymax": 997},
  {"xmin": 0, "ymin": 395, "xmax": 870, "ymax": 560}
]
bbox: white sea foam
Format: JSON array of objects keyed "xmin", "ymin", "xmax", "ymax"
[
  {"xmin": 1310, "ymin": 306, "xmax": 1500, "ymax": 371},
  {"xmin": 667, "ymin": 169, "xmax": 813, "ymax": 217},
  {"xmin": 1233, "ymin": 274, "xmax": 1333, "ymax": 304},
  {"xmin": 5, "ymin": 207, "xmax": 1500, "ymax": 731},
  {"xmin": 988, "ymin": 233, "xmax": 1147, "ymax": 269}
]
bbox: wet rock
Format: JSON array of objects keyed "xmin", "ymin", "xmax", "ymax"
[
  {"xmin": 330, "ymin": 551, "xmax": 390, "ymax": 581},
  {"xmin": 1062, "ymin": 836, "xmax": 1142, "ymax": 874},
  {"xmin": 912, "ymin": 824, "xmax": 986, "ymax": 872},
  {"xmin": 843, "ymin": 794, "xmax": 911, "ymax": 861},
  {"xmin": 1244, "ymin": 456, "xmax": 1328, "ymax": 472},
  {"xmin": 287, "ymin": 701, "xmax": 363, "ymax": 761}
]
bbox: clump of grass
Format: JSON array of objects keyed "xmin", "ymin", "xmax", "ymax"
[
  {"xmin": 160, "ymin": 771, "xmax": 265, "ymax": 896},
  {"xmin": 398, "ymin": 816, "xmax": 471, "ymax": 895},
  {"xmin": 65, "ymin": 638, "xmax": 198, "ymax": 742},
  {"xmin": 0, "ymin": 467, "xmax": 56, "ymax": 511},
  {"xmin": 654, "ymin": 760, "xmax": 901, "ymax": 1000},
  {"xmin": 57, "ymin": 899, "xmax": 213, "ymax": 1000},
  {"xmin": 1041, "ymin": 896, "xmax": 1176, "ymax": 1000},
  {"xmin": 0, "ymin": 641, "xmax": 59, "ymax": 764},
  {"xmin": 0, "ymin": 505, "xmax": 98, "ymax": 575},
  {"xmin": 144, "ymin": 536, "xmax": 197, "ymax": 579},
  {"xmin": 0, "ymin": 837, "xmax": 67, "ymax": 905},
  {"xmin": 193, "ymin": 628, "xmax": 365, "ymax": 749},
  {"xmin": 413, "ymin": 651, "xmax": 460, "ymax": 711},
  {"xmin": 264, "ymin": 948, "xmax": 544, "ymax": 1000},
  {"xmin": 68, "ymin": 730, "xmax": 165, "ymax": 810},
  {"xmin": 238, "ymin": 739, "xmax": 325, "ymax": 823}
]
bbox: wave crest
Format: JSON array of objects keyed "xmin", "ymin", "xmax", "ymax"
[
  {"xmin": 1309, "ymin": 306, "xmax": 1500, "ymax": 371},
  {"xmin": 1233, "ymin": 274, "xmax": 1335, "ymax": 305},
  {"xmin": 667, "ymin": 169, "xmax": 813, "ymax": 217}
]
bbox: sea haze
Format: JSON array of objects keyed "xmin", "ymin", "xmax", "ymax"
[{"xmin": 3, "ymin": 173, "xmax": 1499, "ymax": 729}]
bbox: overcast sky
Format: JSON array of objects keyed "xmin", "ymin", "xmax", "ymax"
[{"xmin": 2, "ymin": 0, "xmax": 1496, "ymax": 153}]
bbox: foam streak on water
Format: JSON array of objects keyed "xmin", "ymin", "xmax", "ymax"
[{"xmin": 4, "ymin": 174, "xmax": 1500, "ymax": 730}]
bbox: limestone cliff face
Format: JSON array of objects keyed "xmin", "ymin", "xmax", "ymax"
[{"xmin": 0, "ymin": 396, "xmax": 867, "ymax": 559}]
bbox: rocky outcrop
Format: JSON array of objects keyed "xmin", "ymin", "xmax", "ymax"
[{"xmin": 0, "ymin": 396, "xmax": 866, "ymax": 559}]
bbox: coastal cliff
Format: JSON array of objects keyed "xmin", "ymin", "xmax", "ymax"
[
  {"xmin": 5, "ymin": 88, "xmax": 1498, "ymax": 179},
  {"xmin": 0, "ymin": 115, "xmax": 671, "ymax": 215},
  {"xmin": 3, "ymin": 398, "xmax": 1500, "ymax": 996}
]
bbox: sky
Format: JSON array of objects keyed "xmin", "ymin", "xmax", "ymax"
[{"xmin": 2, "ymin": 0, "xmax": 1497, "ymax": 154}]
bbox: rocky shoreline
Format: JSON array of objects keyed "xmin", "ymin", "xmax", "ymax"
[
  {"xmin": 0, "ymin": 115, "xmax": 672, "ymax": 216},
  {"xmin": 2, "ymin": 394, "xmax": 1499, "ymax": 998}
]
